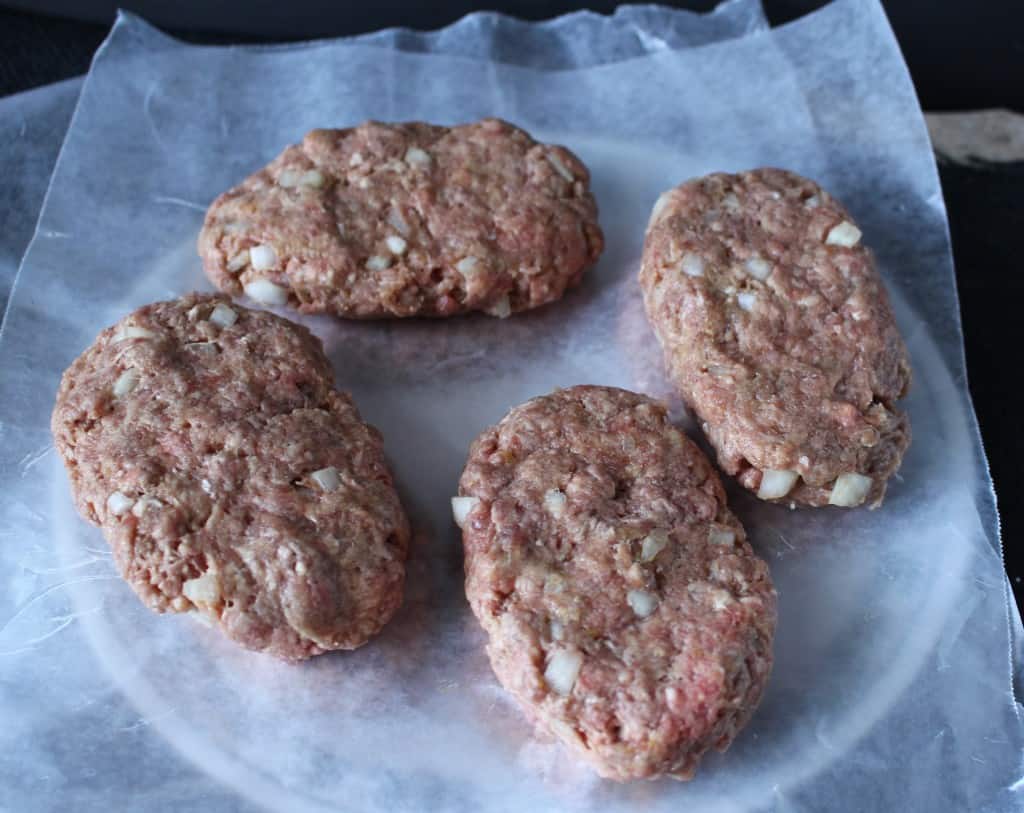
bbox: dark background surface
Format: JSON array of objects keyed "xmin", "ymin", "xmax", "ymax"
[{"xmin": 1, "ymin": 1, "xmax": 1022, "ymax": 610}]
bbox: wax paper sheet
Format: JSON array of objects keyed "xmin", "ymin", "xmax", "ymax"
[
  {"xmin": 1, "ymin": 1, "xmax": 1022, "ymax": 810},
  {"xmin": 0, "ymin": 78, "xmax": 82, "ymax": 310}
]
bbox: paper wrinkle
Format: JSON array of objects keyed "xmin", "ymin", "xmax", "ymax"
[
  {"xmin": 114, "ymin": 0, "xmax": 766, "ymax": 69},
  {"xmin": 1, "ymin": 0, "xmax": 1022, "ymax": 811},
  {"xmin": 151, "ymin": 196, "xmax": 208, "ymax": 212}
]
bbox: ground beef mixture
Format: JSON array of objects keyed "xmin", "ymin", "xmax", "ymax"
[
  {"xmin": 52, "ymin": 293, "xmax": 409, "ymax": 661},
  {"xmin": 199, "ymin": 118, "xmax": 604, "ymax": 319},
  {"xmin": 640, "ymin": 169, "xmax": 911, "ymax": 507},
  {"xmin": 457, "ymin": 386, "xmax": 775, "ymax": 781}
]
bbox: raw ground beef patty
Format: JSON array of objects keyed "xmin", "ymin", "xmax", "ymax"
[
  {"xmin": 640, "ymin": 169, "xmax": 912, "ymax": 508},
  {"xmin": 52, "ymin": 293, "xmax": 409, "ymax": 661},
  {"xmin": 199, "ymin": 118, "xmax": 604, "ymax": 319},
  {"xmin": 455, "ymin": 386, "xmax": 776, "ymax": 781}
]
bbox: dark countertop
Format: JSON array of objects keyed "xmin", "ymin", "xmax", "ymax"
[{"xmin": 2, "ymin": 2, "xmax": 1021, "ymax": 613}]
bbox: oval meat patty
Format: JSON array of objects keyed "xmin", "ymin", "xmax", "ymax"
[
  {"xmin": 456, "ymin": 386, "xmax": 776, "ymax": 781},
  {"xmin": 52, "ymin": 293, "xmax": 409, "ymax": 661},
  {"xmin": 640, "ymin": 169, "xmax": 912, "ymax": 508},
  {"xmin": 199, "ymin": 118, "xmax": 604, "ymax": 319}
]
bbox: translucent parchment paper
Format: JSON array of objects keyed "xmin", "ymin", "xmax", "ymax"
[
  {"xmin": 0, "ymin": 78, "xmax": 81, "ymax": 309},
  {"xmin": 1, "ymin": 1, "xmax": 1022, "ymax": 810}
]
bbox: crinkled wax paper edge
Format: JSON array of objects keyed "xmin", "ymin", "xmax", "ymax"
[{"xmin": 105, "ymin": 1, "xmax": 765, "ymax": 63}]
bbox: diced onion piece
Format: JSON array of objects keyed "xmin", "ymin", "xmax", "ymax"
[
  {"xmin": 709, "ymin": 587, "xmax": 734, "ymax": 611},
  {"xmin": 277, "ymin": 169, "xmax": 301, "ymax": 188},
  {"xmin": 131, "ymin": 496, "xmax": 162, "ymax": 517},
  {"xmin": 639, "ymin": 529, "xmax": 668, "ymax": 561},
  {"xmin": 311, "ymin": 466, "xmax": 341, "ymax": 492},
  {"xmin": 244, "ymin": 278, "xmax": 289, "ymax": 305},
  {"xmin": 804, "ymin": 195, "xmax": 820, "ymax": 209},
  {"xmin": 385, "ymin": 235, "xmax": 407, "ymax": 255},
  {"xmin": 544, "ymin": 648, "xmax": 583, "ymax": 696},
  {"xmin": 825, "ymin": 220, "xmax": 862, "ymax": 247},
  {"xmin": 549, "ymin": 619, "xmax": 565, "ymax": 641},
  {"xmin": 451, "ymin": 496, "xmax": 479, "ymax": 529},
  {"xmin": 627, "ymin": 589, "xmax": 659, "ymax": 618},
  {"xmin": 404, "ymin": 147, "xmax": 431, "ymax": 167},
  {"xmin": 113, "ymin": 369, "xmax": 140, "ymax": 397},
  {"xmin": 349, "ymin": 152, "xmax": 364, "ymax": 167},
  {"xmin": 182, "ymin": 572, "xmax": 221, "ymax": 607},
  {"xmin": 544, "ymin": 489, "xmax": 567, "ymax": 517},
  {"xmin": 828, "ymin": 472, "xmax": 873, "ymax": 507},
  {"xmin": 488, "ymin": 295, "xmax": 512, "ymax": 319},
  {"xmin": 744, "ymin": 256, "xmax": 772, "ymax": 280},
  {"xmin": 723, "ymin": 193, "xmax": 741, "ymax": 211},
  {"xmin": 300, "ymin": 169, "xmax": 325, "ymax": 188},
  {"xmin": 114, "ymin": 325, "xmax": 157, "ymax": 342},
  {"xmin": 709, "ymin": 526, "xmax": 736, "ymax": 546},
  {"xmin": 249, "ymin": 244, "xmax": 278, "ymax": 271},
  {"xmin": 547, "ymin": 152, "xmax": 575, "ymax": 182},
  {"xmin": 648, "ymin": 191, "xmax": 672, "ymax": 227},
  {"xmin": 737, "ymin": 292, "xmax": 757, "ymax": 312},
  {"xmin": 366, "ymin": 254, "xmax": 392, "ymax": 271},
  {"xmin": 857, "ymin": 427, "xmax": 879, "ymax": 447},
  {"xmin": 226, "ymin": 250, "xmax": 250, "ymax": 272},
  {"xmin": 106, "ymin": 491, "xmax": 134, "ymax": 516},
  {"xmin": 456, "ymin": 256, "xmax": 482, "ymax": 276},
  {"xmin": 209, "ymin": 303, "xmax": 238, "ymax": 328},
  {"xmin": 544, "ymin": 574, "xmax": 566, "ymax": 595},
  {"xmin": 757, "ymin": 469, "xmax": 799, "ymax": 500},
  {"xmin": 388, "ymin": 209, "xmax": 411, "ymax": 236},
  {"xmin": 680, "ymin": 253, "xmax": 704, "ymax": 278}
]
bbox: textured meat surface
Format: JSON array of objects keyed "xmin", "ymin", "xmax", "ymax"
[
  {"xmin": 458, "ymin": 386, "xmax": 775, "ymax": 781},
  {"xmin": 640, "ymin": 169, "xmax": 912, "ymax": 507},
  {"xmin": 51, "ymin": 293, "xmax": 409, "ymax": 661},
  {"xmin": 199, "ymin": 118, "xmax": 604, "ymax": 318}
]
